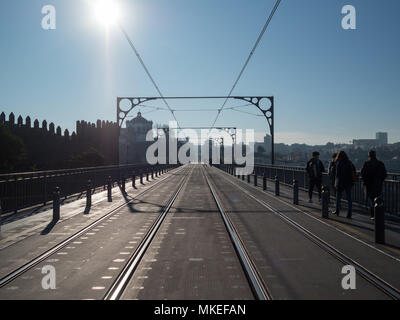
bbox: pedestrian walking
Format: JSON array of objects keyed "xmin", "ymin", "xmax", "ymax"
[
  {"xmin": 332, "ymin": 151, "xmax": 356, "ymax": 218},
  {"xmin": 361, "ymin": 150, "xmax": 387, "ymax": 219},
  {"xmin": 306, "ymin": 151, "xmax": 325, "ymax": 203},
  {"xmin": 328, "ymin": 153, "xmax": 337, "ymax": 196}
]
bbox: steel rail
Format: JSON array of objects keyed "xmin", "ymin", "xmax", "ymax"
[
  {"xmin": 202, "ymin": 166, "xmax": 272, "ymax": 300},
  {"xmin": 0, "ymin": 165, "xmax": 185, "ymax": 288},
  {"xmin": 103, "ymin": 166, "xmax": 193, "ymax": 300},
  {"xmin": 214, "ymin": 167, "xmax": 400, "ymax": 300}
]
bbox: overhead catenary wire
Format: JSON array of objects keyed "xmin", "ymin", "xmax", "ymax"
[
  {"xmin": 231, "ymin": 109, "xmax": 264, "ymax": 117},
  {"xmin": 208, "ymin": 0, "xmax": 282, "ymax": 131},
  {"xmin": 140, "ymin": 103, "xmax": 253, "ymax": 112},
  {"xmin": 118, "ymin": 24, "xmax": 182, "ymax": 129},
  {"xmin": 137, "ymin": 103, "xmax": 264, "ymax": 119}
]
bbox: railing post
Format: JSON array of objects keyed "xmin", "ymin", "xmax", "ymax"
[
  {"xmin": 121, "ymin": 176, "xmax": 126, "ymax": 193},
  {"xmin": 374, "ymin": 197, "xmax": 385, "ymax": 244},
  {"xmin": 146, "ymin": 169, "xmax": 149, "ymax": 182},
  {"xmin": 140, "ymin": 171, "xmax": 143, "ymax": 184},
  {"xmin": 151, "ymin": 168, "xmax": 154, "ymax": 179},
  {"xmin": 275, "ymin": 176, "xmax": 280, "ymax": 196},
  {"xmin": 107, "ymin": 176, "xmax": 112, "ymax": 202},
  {"xmin": 14, "ymin": 175, "xmax": 17, "ymax": 214},
  {"xmin": 247, "ymin": 175, "xmax": 250, "ymax": 183},
  {"xmin": 242, "ymin": 174, "xmax": 245, "ymax": 181},
  {"xmin": 263, "ymin": 174, "xmax": 267, "ymax": 191},
  {"xmin": 293, "ymin": 180, "xmax": 299, "ymax": 205},
  {"xmin": 132, "ymin": 172, "xmax": 136, "ymax": 188},
  {"xmin": 322, "ymin": 186, "xmax": 330, "ymax": 218},
  {"xmin": 43, "ymin": 172, "xmax": 47, "ymax": 206},
  {"xmin": 254, "ymin": 172, "xmax": 258, "ymax": 186},
  {"xmin": 53, "ymin": 187, "xmax": 60, "ymax": 221},
  {"xmin": 0, "ymin": 201, "xmax": 3, "ymax": 237},
  {"xmin": 86, "ymin": 179, "xmax": 92, "ymax": 210}
]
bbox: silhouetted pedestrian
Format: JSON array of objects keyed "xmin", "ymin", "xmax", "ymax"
[
  {"xmin": 361, "ymin": 150, "xmax": 387, "ymax": 219},
  {"xmin": 332, "ymin": 151, "xmax": 356, "ymax": 218},
  {"xmin": 306, "ymin": 151, "xmax": 325, "ymax": 203},
  {"xmin": 328, "ymin": 153, "xmax": 337, "ymax": 195}
]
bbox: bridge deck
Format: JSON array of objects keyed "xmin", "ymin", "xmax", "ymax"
[{"xmin": 0, "ymin": 164, "xmax": 399, "ymax": 300}]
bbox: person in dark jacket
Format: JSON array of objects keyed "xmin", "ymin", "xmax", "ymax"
[
  {"xmin": 328, "ymin": 153, "xmax": 337, "ymax": 195},
  {"xmin": 333, "ymin": 151, "xmax": 356, "ymax": 218},
  {"xmin": 306, "ymin": 151, "xmax": 325, "ymax": 203},
  {"xmin": 361, "ymin": 150, "xmax": 387, "ymax": 219}
]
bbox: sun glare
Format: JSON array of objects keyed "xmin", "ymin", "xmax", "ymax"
[{"xmin": 93, "ymin": 0, "xmax": 120, "ymax": 27}]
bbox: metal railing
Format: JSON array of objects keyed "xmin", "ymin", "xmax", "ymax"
[
  {"xmin": 219, "ymin": 164, "xmax": 400, "ymax": 215},
  {"xmin": 0, "ymin": 163, "xmax": 178, "ymax": 215}
]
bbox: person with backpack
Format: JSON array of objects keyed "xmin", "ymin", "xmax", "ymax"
[
  {"xmin": 306, "ymin": 151, "xmax": 325, "ymax": 203},
  {"xmin": 361, "ymin": 150, "xmax": 387, "ymax": 219},
  {"xmin": 332, "ymin": 151, "xmax": 357, "ymax": 218}
]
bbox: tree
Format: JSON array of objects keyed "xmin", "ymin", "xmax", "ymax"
[
  {"xmin": 0, "ymin": 125, "xmax": 26, "ymax": 173},
  {"xmin": 68, "ymin": 147, "xmax": 105, "ymax": 168}
]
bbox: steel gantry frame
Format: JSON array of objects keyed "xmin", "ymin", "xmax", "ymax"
[
  {"xmin": 156, "ymin": 126, "xmax": 237, "ymax": 165},
  {"xmin": 116, "ymin": 96, "xmax": 274, "ymax": 164}
]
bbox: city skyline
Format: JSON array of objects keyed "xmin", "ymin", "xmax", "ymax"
[{"xmin": 0, "ymin": 108, "xmax": 394, "ymax": 147}]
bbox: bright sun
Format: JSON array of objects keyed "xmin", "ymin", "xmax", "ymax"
[{"xmin": 93, "ymin": 0, "xmax": 120, "ymax": 26}]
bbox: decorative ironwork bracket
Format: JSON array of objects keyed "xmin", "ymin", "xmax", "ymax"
[
  {"xmin": 232, "ymin": 96, "xmax": 274, "ymax": 136},
  {"xmin": 117, "ymin": 97, "xmax": 157, "ymax": 128},
  {"xmin": 233, "ymin": 96, "xmax": 274, "ymax": 164}
]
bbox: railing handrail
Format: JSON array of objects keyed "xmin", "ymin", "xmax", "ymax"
[
  {"xmin": 254, "ymin": 164, "xmax": 400, "ymax": 181},
  {"xmin": 0, "ymin": 163, "xmax": 155, "ymax": 181}
]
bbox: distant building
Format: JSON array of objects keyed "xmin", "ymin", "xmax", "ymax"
[
  {"xmin": 254, "ymin": 134, "xmax": 272, "ymax": 154},
  {"xmin": 352, "ymin": 139, "xmax": 377, "ymax": 149},
  {"xmin": 119, "ymin": 112, "xmax": 153, "ymax": 164},
  {"xmin": 353, "ymin": 132, "xmax": 388, "ymax": 150},
  {"xmin": 376, "ymin": 132, "xmax": 388, "ymax": 145}
]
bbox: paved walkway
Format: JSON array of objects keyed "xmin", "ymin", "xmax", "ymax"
[
  {"xmin": 0, "ymin": 164, "xmax": 399, "ymax": 300},
  {"xmin": 0, "ymin": 168, "xmax": 181, "ymax": 278}
]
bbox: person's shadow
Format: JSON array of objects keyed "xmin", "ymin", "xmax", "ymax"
[{"xmin": 40, "ymin": 218, "xmax": 58, "ymax": 235}]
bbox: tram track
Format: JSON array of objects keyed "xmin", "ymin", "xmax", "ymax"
[
  {"xmin": 103, "ymin": 165, "xmax": 194, "ymax": 300},
  {"xmin": 211, "ymin": 166, "xmax": 400, "ymax": 300},
  {"xmin": 107, "ymin": 164, "xmax": 263, "ymax": 300},
  {"xmin": 201, "ymin": 166, "xmax": 272, "ymax": 300}
]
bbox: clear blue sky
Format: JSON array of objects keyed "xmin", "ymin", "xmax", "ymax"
[{"xmin": 0, "ymin": 0, "xmax": 399, "ymax": 145}]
